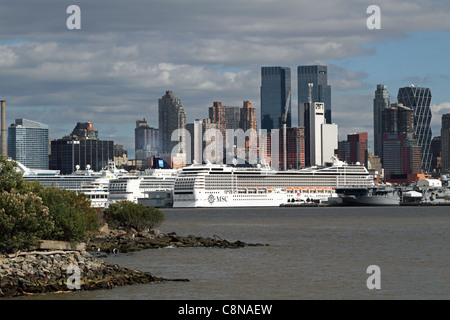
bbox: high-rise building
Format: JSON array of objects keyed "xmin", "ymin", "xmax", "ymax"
[
  {"xmin": 224, "ymin": 106, "xmax": 241, "ymax": 131},
  {"xmin": 280, "ymin": 126, "xmax": 305, "ymax": 169},
  {"xmin": 261, "ymin": 66, "xmax": 291, "ymax": 132},
  {"xmin": 186, "ymin": 118, "xmax": 219, "ymax": 164},
  {"xmin": 1, "ymin": 100, "xmax": 6, "ymax": 157},
  {"xmin": 321, "ymin": 123, "xmax": 338, "ymax": 165},
  {"xmin": 383, "ymin": 133, "xmax": 421, "ymax": 179},
  {"xmin": 209, "ymin": 101, "xmax": 227, "ymax": 138},
  {"xmin": 397, "ymin": 85, "xmax": 433, "ymax": 173},
  {"xmin": 373, "ymin": 84, "xmax": 391, "ymax": 158},
  {"xmin": 303, "ymin": 100, "xmax": 312, "ymax": 166},
  {"xmin": 381, "ymin": 103, "xmax": 416, "ymax": 173},
  {"xmin": 430, "ymin": 136, "xmax": 441, "ymax": 176},
  {"xmin": 50, "ymin": 122, "xmax": 114, "ymax": 174},
  {"xmin": 381, "ymin": 102, "xmax": 419, "ymax": 180},
  {"xmin": 209, "ymin": 101, "xmax": 257, "ymax": 164},
  {"xmin": 7, "ymin": 119, "xmax": 49, "ymax": 169},
  {"xmin": 441, "ymin": 114, "xmax": 450, "ymax": 173},
  {"xmin": 70, "ymin": 122, "xmax": 98, "ymax": 140},
  {"xmin": 304, "ymin": 101, "xmax": 338, "ymax": 166},
  {"xmin": 114, "ymin": 144, "xmax": 128, "ymax": 168},
  {"xmin": 240, "ymin": 100, "xmax": 257, "ymax": 132},
  {"xmin": 382, "ymin": 103, "xmax": 415, "ymax": 135},
  {"xmin": 298, "ymin": 65, "xmax": 331, "ymax": 126},
  {"xmin": 347, "ymin": 132, "xmax": 368, "ymax": 167},
  {"xmin": 310, "ymin": 102, "xmax": 325, "ymax": 166},
  {"xmin": 135, "ymin": 118, "xmax": 159, "ymax": 162},
  {"xmin": 158, "ymin": 91, "xmax": 186, "ymax": 155},
  {"xmin": 367, "ymin": 151, "xmax": 384, "ymax": 182},
  {"xmin": 337, "ymin": 140, "xmax": 350, "ymax": 164},
  {"xmin": 238, "ymin": 101, "xmax": 258, "ymax": 165}
]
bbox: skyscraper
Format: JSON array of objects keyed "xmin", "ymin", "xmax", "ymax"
[
  {"xmin": 71, "ymin": 122, "xmax": 98, "ymax": 140},
  {"xmin": 382, "ymin": 133, "xmax": 421, "ymax": 178},
  {"xmin": 135, "ymin": 118, "xmax": 159, "ymax": 161},
  {"xmin": 158, "ymin": 91, "xmax": 186, "ymax": 155},
  {"xmin": 186, "ymin": 118, "xmax": 220, "ymax": 164},
  {"xmin": 239, "ymin": 101, "xmax": 258, "ymax": 164},
  {"xmin": 381, "ymin": 102, "xmax": 420, "ymax": 181},
  {"xmin": 7, "ymin": 119, "xmax": 49, "ymax": 169},
  {"xmin": 441, "ymin": 114, "xmax": 450, "ymax": 173},
  {"xmin": 309, "ymin": 102, "xmax": 325, "ymax": 166},
  {"xmin": 239, "ymin": 100, "xmax": 257, "ymax": 132},
  {"xmin": 208, "ymin": 102, "xmax": 242, "ymax": 160},
  {"xmin": 347, "ymin": 132, "xmax": 368, "ymax": 167},
  {"xmin": 50, "ymin": 122, "xmax": 114, "ymax": 174},
  {"xmin": 261, "ymin": 66, "xmax": 291, "ymax": 132},
  {"xmin": 279, "ymin": 126, "xmax": 305, "ymax": 169},
  {"xmin": 1, "ymin": 100, "xmax": 6, "ymax": 157},
  {"xmin": 373, "ymin": 84, "xmax": 391, "ymax": 158},
  {"xmin": 298, "ymin": 65, "xmax": 331, "ymax": 126},
  {"xmin": 397, "ymin": 85, "xmax": 433, "ymax": 172},
  {"xmin": 382, "ymin": 104, "xmax": 415, "ymax": 136},
  {"xmin": 224, "ymin": 106, "xmax": 241, "ymax": 131},
  {"xmin": 209, "ymin": 101, "xmax": 227, "ymax": 138},
  {"xmin": 304, "ymin": 101, "xmax": 338, "ymax": 167},
  {"xmin": 430, "ymin": 136, "xmax": 442, "ymax": 175}
]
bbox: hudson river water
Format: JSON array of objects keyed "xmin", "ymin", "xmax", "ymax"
[{"xmin": 20, "ymin": 206, "xmax": 450, "ymax": 300}]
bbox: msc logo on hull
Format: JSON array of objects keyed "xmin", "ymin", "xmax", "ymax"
[{"xmin": 208, "ymin": 195, "xmax": 228, "ymax": 204}]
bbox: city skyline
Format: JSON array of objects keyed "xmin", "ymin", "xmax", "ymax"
[{"xmin": 1, "ymin": 1, "xmax": 450, "ymax": 158}]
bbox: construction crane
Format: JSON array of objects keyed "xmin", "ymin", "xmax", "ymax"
[{"xmin": 282, "ymin": 90, "xmax": 291, "ymax": 171}]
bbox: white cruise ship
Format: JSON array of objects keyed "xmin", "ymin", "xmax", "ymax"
[
  {"xmin": 173, "ymin": 157, "xmax": 374, "ymax": 208},
  {"xmin": 19, "ymin": 160, "xmax": 126, "ymax": 190},
  {"xmin": 78, "ymin": 176, "xmax": 111, "ymax": 208},
  {"xmin": 106, "ymin": 168, "xmax": 178, "ymax": 206},
  {"xmin": 17, "ymin": 160, "xmax": 127, "ymax": 208}
]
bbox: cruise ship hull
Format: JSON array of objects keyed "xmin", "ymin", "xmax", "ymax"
[
  {"xmin": 173, "ymin": 158, "xmax": 371, "ymax": 208},
  {"xmin": 173, "ymin": 189, "xmax": 335, "ymax": 208}
]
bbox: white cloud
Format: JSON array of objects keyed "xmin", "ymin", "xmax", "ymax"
[
  {"xmin": 0, "ymin": 46, "xmax": 17, "ymax": 67},
  {"xmin": 431, "ymin": 102, "xmax": 450, "ymax": 114},
  {"xmin": 430, "ymin": 102, "xmax": 450, "ymax": 135}
]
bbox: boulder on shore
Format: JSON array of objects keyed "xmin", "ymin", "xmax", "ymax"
[{"xmin": 0, "ymin": 249, "xmax": 187, "ymax": 298}]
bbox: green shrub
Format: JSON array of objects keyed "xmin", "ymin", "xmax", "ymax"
[
  {"xmin": 37, "ymin": 186, "xmax": 99, "ymax": 242},
  {"xmin": 0, "ymin": 191, "xmax": 54, "ymax": 254},
  {"xmin": 104, "ymin": 201, "xmax": 165, "ymax": 232},
  {"xmin": 0, "ymin": 155, "xmax": 30, "ymax": 193},
  {"xmin": 0, "ymin": 156, "xmax": 99, "ymax": 253}
]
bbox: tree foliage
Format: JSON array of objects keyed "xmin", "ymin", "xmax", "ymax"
[
  {"xmin": 0, "ymin": 191, "xmax": 54, "ymax": 253},
  {"xmin": 104, "ymin": 200, "xmax": 165, "ymax": 232},
  {"xmin": 0, "ymin": 156, "xmax": 100, "ymax": 253},
  {"xmin": 0, "ymin": 155, "xmax": 30, "ymax": 193},
  {"xmin": 37, "ymin": 186, "xmax": 99, "ymax": 242}
]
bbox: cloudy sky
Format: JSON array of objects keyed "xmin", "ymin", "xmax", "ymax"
[{"xmin": 1, "ymin": 0, "xmax": 450, "ymax": 158}]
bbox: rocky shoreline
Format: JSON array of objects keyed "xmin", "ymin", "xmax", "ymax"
[
  {"xmin": 87, "ymin": 224, "xmax": 269, "ymax": 253},
  {"xmin": 0, "ymin": 225, "xmax": 268, "ymax": 298},
  {"xmin": 0, "ymin": 249, "xmax": 187, "ymax": 298}
]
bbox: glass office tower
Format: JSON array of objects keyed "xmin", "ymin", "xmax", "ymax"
[
  {"xmin": 298, "ymin": 65, "xmax": 331, "ymax": 126},
  {"xmin": 135, "ymin": 118, "xmax": 159, "ymax": 161},
  {"xmin": 50, "ymin": 122, "xmax": 114, "ymax": 174},
  {"xmin": 7, "ymin": 119, "xmax": 49, "ymax": 169},
  {"xmin": 261, "ymin": 66, "xmax": 291, "ymax": 132},
  {"xmin": 373, "ymin": 84, "xmax": 391, "ymax": 158},
  {"xmin": 397, "ymin": 85, "xmax": 433, "ymax": 173},
  {"xmin": 441, "ymin": 114, "xmax": 450, "ymax": 174}
]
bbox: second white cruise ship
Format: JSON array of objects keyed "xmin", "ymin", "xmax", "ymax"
[{"xmin": 173, "ymin": 157, "xmax": 374, "ymax": 208}]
